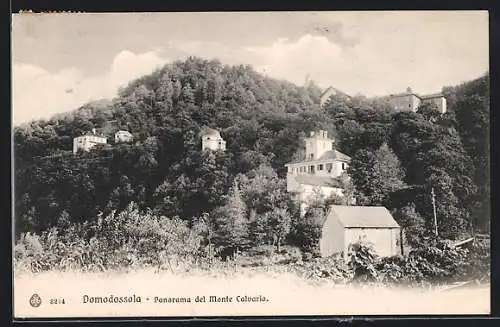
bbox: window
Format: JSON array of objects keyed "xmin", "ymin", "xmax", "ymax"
[
  {"xmin": 310, "ymin": 165, "xmax": 315, "ymax": 174},
  {"xmin": 310, "ymin": 153, "xmax": 314, "ymax": 160},
  {"xmin": 342, "ymin": 163, "xmax": 346, "ymax": 170},
  {"xmin": 318, "ymin": 164, "xmax": 324, "ymax": 171},
  {"xmin": 326, "ymin": 163, "xmax": 333, "ymax": 172}
]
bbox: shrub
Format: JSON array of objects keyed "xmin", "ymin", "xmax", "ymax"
[
  {"xmin": 14, "ymin": 203, "xmax": 205, "ymax": 273},
  {"xmin": 374, "ymin": 239, "xmax": 490, "ymax": 286},
  {"xmin": 290, "ymin": 213, "xmax": 323, "ymax": 257},
  {"xmin": 376, "ymin": 255, "xmax": 407, "ymax": 284},
  {"xmin": 347, "ymin": 240, "xmax": 380, "ymax": 283},
  {"xmin": 299, "ymin": 254, "xmax": 352, "ymax": 283}
]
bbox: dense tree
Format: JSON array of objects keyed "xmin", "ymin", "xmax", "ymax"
[
  {"xmin": 214, "ymin": 181, "xmax": 249, "ymax": 257},
  {"xmin": 265, "ymin": 207, "xmax": 292, "ymax": 252},
  {"xmin": 13, "ymin": 57, "xmax": 489, "ymax": 245}
]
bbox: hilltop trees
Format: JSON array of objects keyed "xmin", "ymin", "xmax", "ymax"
[
  {"xmin": 14, "ymin": 57, "xmax": 323, "ymax": 237},
  {"xmin": 13, "ymin": 56, "xmax": 489, "ymax": 245}
]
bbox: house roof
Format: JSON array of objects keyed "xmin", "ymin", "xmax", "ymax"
[
  {"xmin": 76, "ymin": 132, "xmax": 107, "ymax": 139},
  {"xmin": 320, "ymin": 86, "xmax": 351, "ymax": 99},
  {"xmin": 328, "ymin": 205, "xmax": 400, "ymax": 228},
  {"xmin": 420, "ymin": 93, "xmax": 445, "ymax": 100},
  {"xmin": 387, "ymin": 91, "xmax": 444, "ymax": 101},
  {"xmin": 286, "ymin": 149, "xmax": 351, "ymax": 165},
  {"xmin": 115, "ymin": 130, "xmax": 133, "ymax": 135},
  {"xmin": 293, "ymin": 175, "xmax": 343, "ymax": 188},
  {"xmin": 319, "ymin": 150, "xmax": 351, "ymax": 162},
  {"xmin": 201, "ymin": 127, "xmax": 221, "ymax": 137},
  {"xmin": 388, "ymin": 92, "xmax": 420, "ymax": 99}
]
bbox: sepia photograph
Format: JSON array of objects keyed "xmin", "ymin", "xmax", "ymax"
[{"xmin": 12, "ymin": 11, "xmax": 490, "ymax": 318}]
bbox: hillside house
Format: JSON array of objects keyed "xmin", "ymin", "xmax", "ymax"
[
  {"xmin": 73, "ymin": 129, "xmax": 107, "ymax": 154},
  {"xmin": 320, "ymin": 86, "xmax": 352, "ymax": 107},
  {"xmin": 115, "ymin": 130, "xmax": 134, "ymax": 143},
  {"xmin": 319, "ymin": 205, "xmax": 401, "ymax": 260},
  {"xmin": 201, "ymin": 127, "xmax": 226, "ymax": 151},
  {"xmin": 387, "ymin": 87, "xmax": 447, "ymax": 113},
  {"xmin": 284, "ymin": 130, "xmax": 351, "ymax": 216}
]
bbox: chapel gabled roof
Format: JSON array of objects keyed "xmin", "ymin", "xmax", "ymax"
[{"xmin": 328, "ymin": 205, "xmax": 400, "ymax": 228}]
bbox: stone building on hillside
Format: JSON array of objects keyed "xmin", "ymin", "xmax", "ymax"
[
  {"xmin": 73, "ymin": 129, "xmax": 107, "ymax": 154},
  {"xmin": 387, "ymin": 87, "xmax": 447, "ymax": 113},
  {"xmin": 284, "ymin": 130, "xmax": 351, "ymax": 216},
  {"xmin": 201, "ymin": 127, "xmax": 226, "ymax": 152}
]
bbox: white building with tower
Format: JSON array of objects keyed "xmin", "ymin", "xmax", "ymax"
[
  {"xmin": 201, "ymin": 127, "xmax": 226, "ymax": 151},
  {"xmin": 284, "ymin": 130, "xmax": 351, "ymax": 216}
]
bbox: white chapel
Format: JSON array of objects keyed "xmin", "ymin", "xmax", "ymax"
[{"xmin": 201, "ymin": 127, "xmax": 226, "ymax": 152}]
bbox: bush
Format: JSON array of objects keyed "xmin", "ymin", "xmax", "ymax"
[
  {"xmin": 347, "ymin": 241, "xmax": 380, "ymax": 283},
  {"xmin": 290, "ymin": 214, "xmax": 323, "ymax": 257},
  {"xmin": 14, "ymin": 203, "xmax": 205, "ymax": 273},
  {"xmin": 374, "ymin": 239, "xmax": 490, "ymax": 286},
  {"xmin": 298, "ymin": 254, "xmax": 352, "ymax": 283}
]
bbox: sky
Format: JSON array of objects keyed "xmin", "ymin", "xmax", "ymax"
[{"xmin": 12, "ymin": 11, "xmax": 489, "ymax": 126}]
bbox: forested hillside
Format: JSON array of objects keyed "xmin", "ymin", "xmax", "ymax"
[{"xmin": 14, "ymin": 57, "xmax": 490, "ymax": 247}]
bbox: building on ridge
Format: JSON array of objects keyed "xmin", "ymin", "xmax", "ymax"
[
  {"xmin": 284, "ymin": 130, "xmax": 351, "ymax": 216},
  {"xmin": 201, "ymin": 127, "xmax": 226, "ymax": 152},
  {"xmin": 319, "ymin": 86, "xmax": 352, "ymax": 108},
  {"xmin": 387, "ymin": 87, "xmax": 447, "ymax": 113}
]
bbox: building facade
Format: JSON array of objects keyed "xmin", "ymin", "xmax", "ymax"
[
  {"xmin": 387, "ymin": 87, "xmax": 447, "ymax": 113},
  {"xmin": 73, "ymin": 133, "xmax": 107, "ymax": 154},
  {"xmin": 284, "ymin": 130, "xmax": 351, "ymax": 216},
  {"xmin": 319, "ymin": 205, "xmax": 401, "ymax": 260},
  {"xmin": 115, "ymin": 130, "xmax": 134, "ymax": 143},
  {"xmin": 201, "ymin": 127, "xmax": 226, "ymax": 151}
]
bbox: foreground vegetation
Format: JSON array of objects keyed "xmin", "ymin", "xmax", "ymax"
[{"xmin": 14, "ymin": 204, "xmax": 490, "ymax": 288}]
